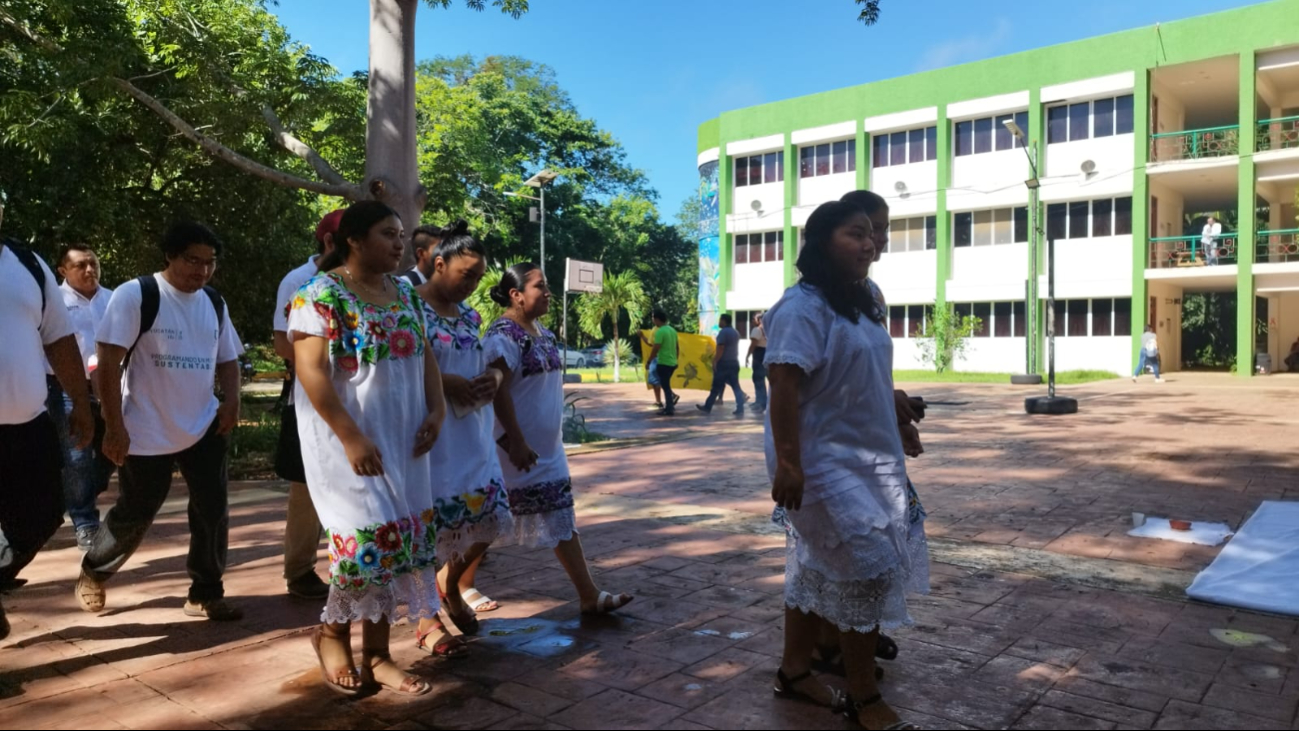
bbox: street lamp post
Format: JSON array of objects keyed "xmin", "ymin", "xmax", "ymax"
[
  {"xmin": 1003, "ymin": 120, "xmax": 1044, "ymax": 387},
  {"xmin": 505, "ymin": 169, "xmax": 558, "ymax": 268}
]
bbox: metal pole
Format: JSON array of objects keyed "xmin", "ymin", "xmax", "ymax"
[
  {"xmin": 1047, "ymin": 236, "xmax": 1056, "ymax": 399},
  {"xmin": 562, "ymin": 288, "xmax": 568, "ymax": 375},
  {"xmin": 1029, "ymin": 145, "xmax": 1039, "ymax": 375},
  {"xmin": 539, "ymin": 185, "xmax": 546, "ymax": 270}
]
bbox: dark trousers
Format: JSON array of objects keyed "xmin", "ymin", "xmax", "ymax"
[
  {"xmin": 704, "ymin": 362, "xmax": 746, "ymax": 412},
  {"xmin": 83, "ymin": 420, "xmax": 230, "ymax": 602},
  {"xmin": 751, "ymin": 348, "xmax": 768, "ymax": 410},
  {"xmin": 657, "ymin": 363, "xmax": 679, "ymax": 414},
  {"xmin": 0, "ymin": 413, "xmax": 65, "ymax": 585},
  {"xmin": 46, "ymin": 380, "xmax": 115, "ymax": 531}
]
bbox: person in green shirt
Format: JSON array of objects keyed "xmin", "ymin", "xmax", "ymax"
[{"xmin": 642, "ymin": 309, "xmax": 679, "ymax": 416}]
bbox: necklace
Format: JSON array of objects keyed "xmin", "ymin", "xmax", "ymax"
[{"xmin": 344, "ymin": 266, "xmax": 389, "ymax": 298}]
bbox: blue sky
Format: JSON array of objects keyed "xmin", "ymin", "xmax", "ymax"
[{"xmin": 271, "ymin": 0, "xmax": 1259, "ymax": 220}]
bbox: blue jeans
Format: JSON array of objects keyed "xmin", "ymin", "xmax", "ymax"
[
  {"xmin": 45, "ymin": 381, "xmax": 114, "ymax": 531},
  {"xmin": 751, "ymin": 348, "xmax": 768, "ymax": 410},
  {"xmin": 1135, "ymin": 352, "xmax": 1161, "ymax": 378},
  {"xmin": 704, "ymin": 362, "xmax": 746, "ymax": 412}
]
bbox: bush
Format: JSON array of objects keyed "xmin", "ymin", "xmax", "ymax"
[{"xmin": 916, "ymin": 305, "xmax": 981, "ymax": 374}]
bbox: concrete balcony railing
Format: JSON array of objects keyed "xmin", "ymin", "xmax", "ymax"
[
  {"xmin": 1257, "ymin": 116, "xmax": 1299, "ymax": 153},
  {"xmin": 1149, "ymin": 234, "xmax": 1238, "ymax": 268},
  {"xmin": 1150, "ymin": 125, "xmax": 1240, "ymax": 162},
  {"xmin": 1257, "ymin": 229, "xmax": 1299, "ymax": 263}
]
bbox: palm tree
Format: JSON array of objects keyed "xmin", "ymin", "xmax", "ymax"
[{"xmin": 576, "ymin": 270, "xmax": 648, "ymax": 383}]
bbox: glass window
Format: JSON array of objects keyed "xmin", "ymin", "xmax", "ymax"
[
  {"xmin": 993, "ymin": 207, "xmax": 1014, "ymax": 245},
  {"xmin": 907, "ymin": 128, "xmax": 925, "ymax": 164},
  {"xmin": 1092, "ymin": 198, "xmax": 1113, "ymax": 237},
  {"xmin": 1069, "ymin": 102, "xmax": 1091, "ymax": 142},
  {"xmin": 800, "ymin": 147, "xmax": 815, "ymax": 178},
  {"xmin": 847, "ymin": 139, "xmax": 857, "ymax": 172},
  {"xmin": 955, "ymin": 121, "xmax": 973, "ymax": 156},
  {"xmin": 1114, "ymin": 196, "xmax": 1133, "ymax": 235},
  {"xmin": 1093, "ymin": 298, "xmax": 1113, "ymax": 336},
  {"xmin": 886, "ymin": 219, "xmax": 903, "ymax": 254},
  {"xmin": 764, "ymin": 152, "xmax": 779, "ymax": 184},
  {"xmin": 926, "ymin": 126, "xmax": 938, "ymax": 160},
  {"xmin": 994, "ymin": 302, "xmax": 1013, "ymax": 337},
  {"xmin": 890, "ymin": 132, "xmax": 906, "ymax": 166},
  {"xmin": 1069, "ymin": 201, "xmax": 1089, "ymax": 239},
  {"xmin": 955, "ymin": 303, "xmax": 973, "ymax": 321},
  {"xmin": 889, "ymin": 306, "xmax": 906, "ymax": 338},
  {"xmin": 1114, "ymin": 297, "xmax": 1132, "ymax": 336},
  {"xmin": 765, "ymin": 231, "xmax": 780, "ymax": 262},
  {"xmin": 832, "ymin": 141, "xmax": 848, "ymax": 174},
  {"xmin": 974, "ymin": 117, "xmax": 993, "ymax": 154},
  {"xmin": 735, "ymin": 157, "xmax": 749, "ymax": 187},
  {"xmin": 1014, "ymin": 112, "xmax": 1028, "ymax": 148},
  {"xmin": 908, "ymin": 305, "xmax": 927, "ymax": 337},
  {"xmin": 1014, "ymin": 206, "xmax": 1029, "ymax": 243},
  {"xmin": 750, "ymin": 156, "xmax": 763, "ymax": 186},
  {"xmin": 1115, "ymin": 95, "xmax": 1135, "ymax": 135},
  {"xmin": 735, "ymin": 234, "xmax": 749, "ymax": 264},
  {"xmin": 973, "ymin": 303, "xmax": 992, "ymax": 337},
  {"xmin": 954, "ymin": 212, "xmax": 973, "ymax": 247},
  {"xmin": 1094, "ymin": 97, "xmax": 1115, "ymax": 138},
  {"xmin": 1068, "ymin": 299, "xmax": 1089, "ymax": 337},
  {"xmin": 925, "ymin": 215, "xmax": 937, "ymax": 250},
  {"xmin": 995, "ymin": 114, "xmax": 1014, "ymax": 151},
  {"xmin": 1047, "ymin": 203, "xmax": 1067, "ymax": 241},
  {"xmin": 815, "ymin": 144, "xmax": 831, "ymax": 176},
  {"xmin": 973, "ymin": 210, "xmax": 993, "ymax": 246},
  {"xmin": 1051, "ymin": 300, "xmax": 1067, "ymax": 336},
  {"xmin": 1013, "ymin": 301, "xmax": 1026, "ymax": 337},
  {"xmin": 872, "ymin": 135, "xmax": 889, "ymax": 169},
  {"xmin": 1048, "ymin": 106, "xmax": 1069, "ymax": 144}
]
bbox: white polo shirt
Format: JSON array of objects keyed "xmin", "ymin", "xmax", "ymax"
[
  {"xmin": 60, "ymin": 281, "xmax": 113, "ymax": 376},
  {"xmin": 0, "ymin": 245, "xmax": 74, "ymax": 425}
]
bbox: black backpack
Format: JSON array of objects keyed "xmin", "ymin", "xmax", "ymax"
[
  {"xmin": 5, "ymin": 239, "xmax": 49, "ymax": 316},
  {"xmin": 124, "ymin": 275, "xmax": 226, "ymax": 369}
]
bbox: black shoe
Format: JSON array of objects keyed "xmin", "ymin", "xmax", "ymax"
[
  {"xmin": 696, "ymin": 405, "xmax": 712, "ymax": 414},
  {"xmin": 671, "ymin": 394, "xmax": 680, "ymax": 407},
  {"xmin": 75, "ymin": 526, "xmax": 98, "ymax": 552},
  {"xmin": 287, "ymin": 572, "xmax": 331, "ymax": 600},
  {"xmin": 0, "ymin": 598, "xmax": 8, "ymax": 641}
]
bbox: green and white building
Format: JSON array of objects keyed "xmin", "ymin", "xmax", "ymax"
[{"xmin": 694, "ymin": 0, "xmax": 1299, "ymax": 376}]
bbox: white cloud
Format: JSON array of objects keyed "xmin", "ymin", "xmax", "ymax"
[{"xmin": 917, "ymin": 19, "xmax": 1013, "ymax": 71}]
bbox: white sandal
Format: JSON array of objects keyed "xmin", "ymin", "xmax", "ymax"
[
  {"xmin": 582, "ymin": 590, "xmax": 633, "ymax": 615},
  {"xmin": 461, "ymin": 588, "xmax": 499, "ymax": 613}
]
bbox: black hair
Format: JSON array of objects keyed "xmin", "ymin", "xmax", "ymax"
[
  {"xmin": 411, "ymin": 224, "xmax": 442, "ymax": 254},
  {"xmin": 489, "ymin": 262, "xmax": 540, "ymax": 307},
  {"xmin": 796, "ymin": 200, "xmax": 879, "ymax": 324},
  {"xmin": 719, "ymin": 313, "xmax": 733, "ymax": 327},
  {"xmin": 840, "ymin": 189, "xmax": 889, "ymax": 217},
  {"xmin": 652, "ymin": 308, "xmax": 668, "ymax": 323},
  {"xmin": 432, "ymin": 219, "xmax": 486, "ymax": 263},
  {"xmin": 58, "ymin": 242, "xmax": 96, "ymax": 267},
  {"xmin": 161, "ymin": 222, "xmax": 222, "ymax": 259},
  {"xmin": 318, "ymin": 200, "xmax": 400, "ymax": 272}
]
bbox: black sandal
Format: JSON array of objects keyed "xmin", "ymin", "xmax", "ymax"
[
  {"xmin": 773, "ymin": 668, "xmax": 846, "ymax": 712},
  {"xmin": 844, "ymin": 693, "xmax": 920, "ymax": 730},
  {"xmin": 876, "ymin": 633, "xmax": 900, "ymax": 661},
  {"xmin": 811, "ymin": 643, "xmax": 884, "ymax": 680}
]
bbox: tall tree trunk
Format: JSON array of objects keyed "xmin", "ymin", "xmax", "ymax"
[
  {"xmin": 367, "ymin": 0, "xmax": 424, "ymax": 269},
  {"xmin": 612, "ymin": 321, "xmax": 621, "ymax": 383}
]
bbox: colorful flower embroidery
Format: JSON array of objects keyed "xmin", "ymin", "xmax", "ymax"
[
  {"xmin": 326, "ymin": 512, "xmax": 438, "ymax": 590},
  {"xmin": 374, "ymin": 522, "xmax": 404, "ymax": 551},
  {"xmin": 390, "ymin": 329, "xmax": 417, "ymax": 358},
  {"xmin": 485, "ymin": 318, "xmax": 562, "ymax": 378},
  {"xmin": 432, "ymin": 480, "xmax": 510, "ymax": 531},
  {"xmin": 292, "ymin": 274, "xmax": 427, "ymax": 373},
  {"xmin": 506, "ymin": 478, "xmax": 574, "ymax": 516},
  {"xmin": 424, "ymin": 302, "xmax": 485, "ymax": 352}
]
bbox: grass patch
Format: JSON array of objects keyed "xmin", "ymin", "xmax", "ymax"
[
  {"xmin": 892, "ymin": 369, "xmax": 1120, "ymax": 384},
  {"xmin": 229, "ymin": 392, "xmax": 282, "ymax": 480}
]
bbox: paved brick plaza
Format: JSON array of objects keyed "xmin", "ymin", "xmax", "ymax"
[{"xmin": 2, "ymin": 374, "xmax": 1298, "ymax": 730}]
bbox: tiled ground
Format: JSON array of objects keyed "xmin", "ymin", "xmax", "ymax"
[{"xmin": 2, "ymin": 373, "xmax": 1297, "ymax": 730}]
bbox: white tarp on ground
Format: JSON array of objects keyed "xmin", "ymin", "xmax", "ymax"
[
  {"xmin": 1187, "ymin": 501, "xmax": 1299, "ymax": 616},
  {"xmin": 1129, "ymin": 518, "xmax": 1234, "ymax": 546}
]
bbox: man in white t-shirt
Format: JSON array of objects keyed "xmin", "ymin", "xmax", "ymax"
[
  {"xmin": 269, "ymin": 209, "xmax": 340, "ymax": 600},
  {"xmin": 79, "ymin": 222, "xmax": 245, "ymax": 622},
  {"xmin": 45, "ymin": 243, "xmax": 117, "ymax": 551},
  {"xmin": 401, "ymin": 224, "xmax": 442, "ymax": 286},
  {"xmin": 0, "ymin": 193, "xmax": 94, "ymax": 640},
  {"xmin": 1201, "ymin": 216, "xmax": 1222, "ymax": 266}
]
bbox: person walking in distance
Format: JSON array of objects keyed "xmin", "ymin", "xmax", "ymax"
[
  {"xmin": 746, "ymin": 312, "xmax": 768, "ymax": 414},
  {"xmin": 642, "ymin": 309, "xmax": 680, "ymax": 416},
  {"xmin": 290, "ymin": 201, "xmax": 446, "ymax": 696},
  {"xmin": 485, "ymin": 264, "xmax": 633, "ymax": 615},
  {"xmin": 0, "ymin": 192, "xmax": 94, "ymax": 640},
  {"xmin": 270, "ymin": 210, "xmax": 343, "ymax": 601},
  {"xmin": 402, "ymin": 225, "xmax": 442, "ymax": 286},
  {"xmin": 79, "ymin": 222, "xmax": 245, "ymax": 622},
  {"xmin": 1133, "ymin": 324, "xmax": 1164, "ymax": 383},
  {"xmin": 48, "ymin": 243, "xmax": 117, "ymax": 551},
  {"xmin": 1201, "ymin": 216, "xmax": 1222, "ymax": 266},
  {"xmin": 698, "ymin": 314, "xmax": 748, "ymax": 415}
]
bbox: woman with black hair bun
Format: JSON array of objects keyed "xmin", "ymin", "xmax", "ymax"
[
  {"xmin": 482, "ymin": 264, "xmax": 632, "ymax": 615},
  {"xmin": 764, "ymin": 200, "xmax": 927, "ymax": 730}
]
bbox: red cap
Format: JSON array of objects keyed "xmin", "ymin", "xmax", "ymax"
[{"xmin": 315, "ymin": 209, "xmax": 345, "ymax": 245}]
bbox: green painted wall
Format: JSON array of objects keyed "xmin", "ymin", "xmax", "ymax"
[
  {"xmin": 1130, "ymin": 70, "xmax": 1151, "ymax": 374},
  {"xmin": 1237, "ymin": 49, "xmax": 1259, "ymax": 378},
  {"xmin": 783, "ymin": 134, "xmax": 797, "ymax": 286}
]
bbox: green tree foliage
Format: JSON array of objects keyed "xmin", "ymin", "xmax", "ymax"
[
  {"xmin": 856, "ymin": 0, "xmax": 882, "ymax": 25},
  {"xmin": 916, "ymin": 305, "xmax": 980, "ymax": 374},
  {"xmin": 576, "ymin": 270, "xmax": 648, "ymax": 383}
]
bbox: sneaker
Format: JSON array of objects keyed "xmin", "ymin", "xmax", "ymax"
[
  {"xmin": 1132, "ymin": 376, "xmax": 1138, "ymax": 383},
  {"xmin": 1155, "ymin": 377, "xmax": 1165, "ymax": 383},
  {"xmin": 76, "ymin": 570, "xmax": 106, "ymax": 612},
  {"xmin": 287, "ymin": 572, "xmax": 331, "ymax": 600},
  {"xmin": 696, "ymin": 404, "xmax": 711, "ymax": 414},
  {"xmin": 184, "ymin": 598, "xmax": 244, "ymax": 622},
  {"xmin": 75, "ymin": 526, "xmax": 98, "ymax": 552}
]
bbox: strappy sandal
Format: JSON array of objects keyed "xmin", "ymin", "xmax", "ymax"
[
  {"xmin": 581, "ymin": 590, "xmax": 633, "ymax": 615},
  {"xmin": 416, "ymin": 622, "xmax": 470, "ymax": 659},
  {"xmin": 361, "ymin": 651, "xmax": 432, "ymax": 696},
  {"xmin": 876, "ymin": 633, "xmax": 900, "ymax": 661},
  {"xmin": 844, "ymin": 693, "xmax": 920, "ymax": 730},
  {"xmin": 811, "ymin": 643, "xmax": 884, "ymax": 680},
  {"xmin": 773, "ymin": 668, "xmax": 846, "ymax": 712},
  {"xmin": 461, "ymin": 588, "xmax": 499, "ymax": 613},
  {"xmin": 437, "ymin": 583, "xmax": 480, "ymax": 635},
  {"xmin": 311, "ymin": 626, "xmax": 362, "ymax": 697}
]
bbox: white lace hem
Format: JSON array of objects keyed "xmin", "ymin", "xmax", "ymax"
[
  {"xmin": 320, "ymin": 564, "xmax": 441, "ymax": 625},
  {"xmin": 436, "ymin": 509, "xmax": 516, "ymax": 565},
  {"xmin": 784, "ymin": 526, "xmax": 930, "ymax": 634},
  {"xmin": 511, "ymin": 507, "xmax": 578, "ymax": 549},
  {"xmin": 763, "ymin": 350, "xmax": 822, "ymax": 375}
]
